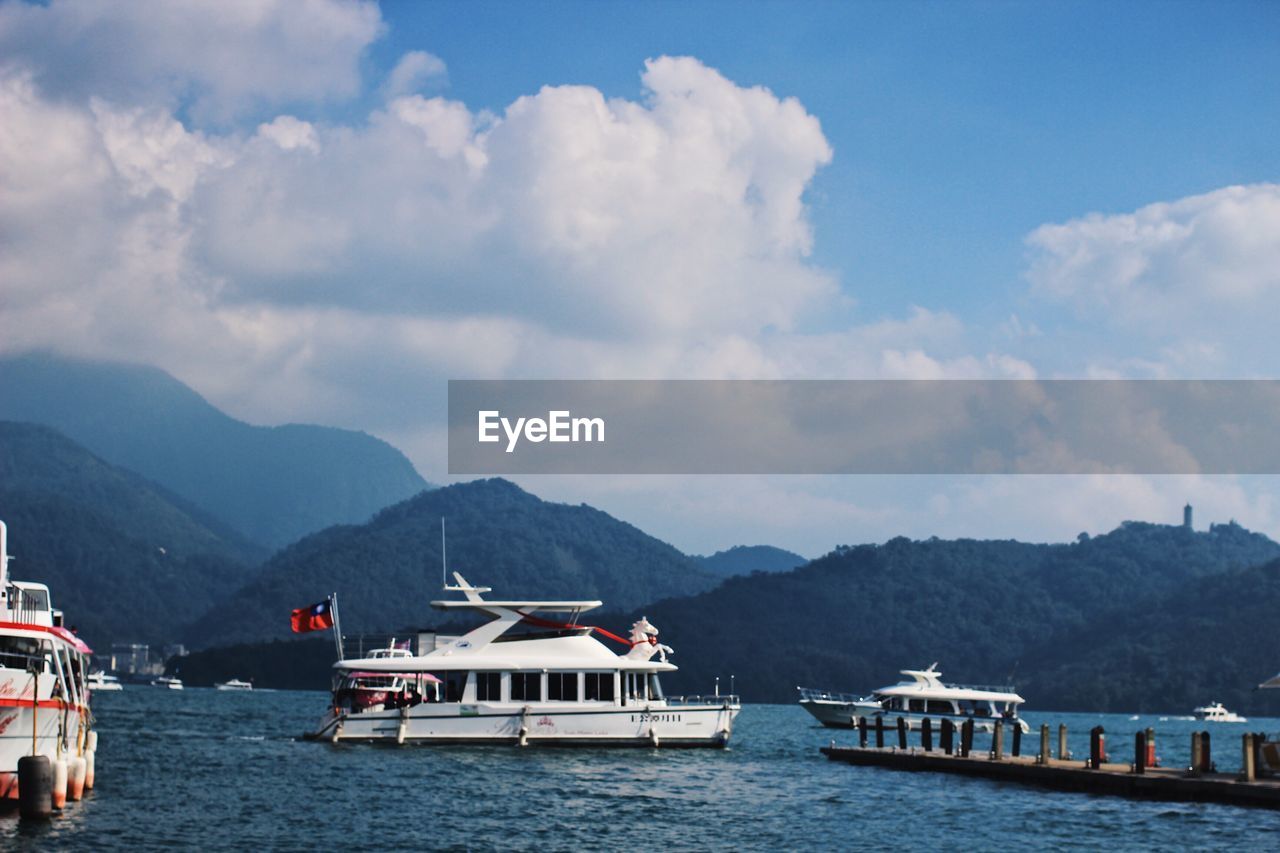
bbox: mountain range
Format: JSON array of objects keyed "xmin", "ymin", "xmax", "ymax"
[
  {"xmin": 0, "ymin": 353, "xmax": 428, "ymax": 549},
  {"xmin": 4, "ymin": 352, "xmax": 1280, "ymax": 714},
  {"xmin": 621, "ymin": 521, "xmax": 1280, "ymax": 713}
]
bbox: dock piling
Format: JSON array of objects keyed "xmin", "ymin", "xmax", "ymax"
[
  {"xmin": 1012, "ymin": 722, "xmax": 1022, "ymax": 757},
  {"xmin": 1134, "ymin": 730, "xmax": 1147, "ymax": 774},
  {"xmin": 1191, "ymin": 731, "xmax": 1203, "ymax": 776},
  {"xmin": 875, "ymin": 715, "xmax": 884, "ymax": 749},
  {"xmin": 858, "ymin": 716, "xmax": 868, "ymax": 748},
  {"xmin": 1243, "ymin": 734, "xmax": 1256, "ymax": 782},
  {"xmin": 941, "ymin": 718, "xmax": 954, "ymax": 755},
  {"xmin": 921, "ymin": 717, "xmax": 933, "ymax": 752},
  {"xmin": 960, "ymin": 719, "xmax": 974, "ymax": 758},
  {"xmin": 1038, "ymin": 724, "xmax": 1049, "ymax": 765},
  {"xmin": 991, "ymin": 720, "xmax": 1004, "ymax": 761},
  {"xmin": 1089, "ymin": 726, "xmax": 1106, "ymax": 769},
  {"xmin": 896, "ymin": 716, "xmax": 908, "ymax": 750},
  {"xmin": 1058, "ymin": 724, "xmax": 1068, "ymax": 760},
  {"xmin": 1202, "ymin": 730, "xmax": 1213, "ymax": 773}
]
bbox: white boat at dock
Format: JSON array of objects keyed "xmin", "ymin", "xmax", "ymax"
[
  {"xmin": 87, "ymin": 671, "xmax": 124, "ymax": 691},
  {"xmin": 306, "ymin": 573, "xmax": 740, "ymax": 747},
  {"xmin": 798, "ymin": 663, "xmax": 1030, "ymax": 734},
  {"xmin": 0, "ymin": 520, "xmax": 97, "ymax": 804},
  {"xmin": 1192, "ymin": 702, "xmax": 1246, "ymax": 723},
  {"xmin": 152, "ymin": 676, "xmax": 184, "ymax": 690},
  {"xmin": 215, "ymin": 678, "xmax": 253, "ymax": 691}
]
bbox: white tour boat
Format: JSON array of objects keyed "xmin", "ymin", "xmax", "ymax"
[
  {"xmin": 306, "ymin": 573, "xmax": 740, "ymax": 747},
  {"xmin": 0, "ymin": 521, "xmax": 96, "ymax": 802},
  {"xmin": 215, "ymin": 678, "xmax": 253, "ymax": 691},
  {"xmin": 798, "ymin": 663, "xmax": 1030, "ymax": 734},
  {"xmin": 1192, "ymin": 702, "xmax": 1246, "ymax": 723},
  {"xmin": 152, "ymin": 676, "xmax": 184, "ymax": 690},
  {"xmin": 87, "ymin": 671, "xmax": 124, "ymax": 691}
]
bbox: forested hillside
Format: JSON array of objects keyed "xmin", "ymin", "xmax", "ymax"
[
  {"xmin": 694, "ymin": 545, "xmax": 807, "ymax": 576},
  {"xmin": 624, "ymin": 521, "xmax": 1280, "ymax": 713},
  {"xmin": 0, "ymin": 422, "xmax": 260, "ymax": 644}
]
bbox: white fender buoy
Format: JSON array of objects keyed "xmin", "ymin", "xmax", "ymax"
[
  {"xmin": 53, "ymin": 758, "xmax": 68, "ymax": 810},
  {"xmin": 84, "ymin": 749, "xmax": 95, "ymax": 790},
  {"xmin": 396, "ymin": 706, "xmax": 408, "ymax": 745},
  {"xmin": 87, "ymin": 731, "xmax": 98, "ymax": 752},
  {"xmin": 649, "ymin": 728, "xmax": 660, "ymax": 747},
  {"xmin": 68, "ymin": 755, "xmax": 86, "ymax": 801},
  {"xmin": 330, "ymin": 720, "xmax": 343, "ymax": 744}
]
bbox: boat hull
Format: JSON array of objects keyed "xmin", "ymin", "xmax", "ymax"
[
  {"xmin": 800, "ymin": 699, "xmax": 1029, "ymax": 734},
  {"xmin": 309, "ymin": 702, "xmax": 740, "ymax": 747},
  {"xmin": 0, "ymin": 700, "xmax": 90, "ymax": 800}
]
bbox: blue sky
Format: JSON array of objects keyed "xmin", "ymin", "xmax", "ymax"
[
  {"xmin": 373, "ymin": 1, "xmax": 1280, "ymax": 326},
  {"xmin": 2, "ymin": 0, "xmax": 1278, "ymax": 553}
]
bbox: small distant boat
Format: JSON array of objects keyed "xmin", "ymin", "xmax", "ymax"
[
  {"xmin": 152, "ymin": 676, "xmax": 184, "ymax": 690},
  {"xmin": 88, "ymin": 671, "xmax": 124, "ymax": 691},
  {"xmin": 215, "ymin": 678, "xmax": 253, "ymax": 691},
  {"xmin": 799, "ymin": 663, "xmax": 1030, "ymax": 734},
  {"xmin": 1192, "ymin": 702, "xmax": 1246, "ymax": 723}
]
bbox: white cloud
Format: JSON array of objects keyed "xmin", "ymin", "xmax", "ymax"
[
  {"xmin": 0, "ymin": 0, "xmax": 384, "ymax": 121},
  {"xmin": 256, "ymin": 116, "xmax": 320, "ymax": 153},
  {"xmin": 382, "ymin": 50, "xmax": 448, "ymax": 99},
  {"xmin": 0, "ymin": 15, "xmax": 1036, "ymax": 516},
  {"xmin": 1025, "ymin": 183, "xmax": 1280, "ymax": 376}
]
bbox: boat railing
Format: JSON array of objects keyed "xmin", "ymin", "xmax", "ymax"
[
  {"xmin": 665, "ymin": 694, "xmax": 741, "ymax": 706},
  {"xmin": 797, "ymin": 687, "xmax": 864, "ymax": 704}
]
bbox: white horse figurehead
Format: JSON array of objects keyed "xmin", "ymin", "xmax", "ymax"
[
  {"xmin": 625, "ymin": 617, "xmax": 673, "ymax": 661},
  {"xmin": 628, "ymin": 617, "xmax": 659, "ymax": 645}
]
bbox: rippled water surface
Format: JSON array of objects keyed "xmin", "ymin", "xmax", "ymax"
[{"xmin": 4, "ymin": 690, "xmax": 1278, "ymax": 850}]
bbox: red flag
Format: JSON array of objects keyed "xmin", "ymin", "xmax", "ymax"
[{"xmin": 291, "ymin": 598, "xmax": 335, "ymax": 633}]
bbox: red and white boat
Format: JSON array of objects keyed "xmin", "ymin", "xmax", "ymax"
[{"xmin": 0, "ymin": 520, "xmax": 95, "ymax": 803}]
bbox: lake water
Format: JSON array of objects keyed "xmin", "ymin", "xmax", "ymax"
[{"xmin": 3, "ymin": 690, "xmax": 1277, "ymax": 850}]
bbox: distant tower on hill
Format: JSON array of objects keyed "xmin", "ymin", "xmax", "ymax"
[{"xmin": 1184, "ymin": 503, "xmax": 1193, "ymax": 530}]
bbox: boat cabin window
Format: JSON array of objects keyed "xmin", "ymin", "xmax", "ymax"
[
  {"xmin": 647, "ymin": 673, "xmax": 664, "ymax": 700},
  {"xmin": 0, "ymin": 636, "xmax": 41, "ymax": 670},
  {"xmin": 926, "ymin": 700, "xmax": 955, "ymax": 715},
  {"xmin": 444, "ymin": 671, "xmax": 468, "ymax": 703},
  {"xmin": 475, "ymin": 672, "xmax": 501, "ymax": 702},
  {"xmin": 908, "ymin": 699, "xmax": 925, "ymax": 713},
  {"xmin": 547, "ymin": 672, "xmax": 578, "ymax": 702},
  {"xmin": 510, "ymin": 672, "xmax": 541, "ymax": 702},
  {"xmin": 623, "ymin": 672, "xmax": 647, "ymax": 702},
  {"xmin": 584, "ymin": 672, "xmax": 615, "ymax": 702},
  {"xmin": 883, "ymin": 696, "xmax": 904, "ymax": 711}
]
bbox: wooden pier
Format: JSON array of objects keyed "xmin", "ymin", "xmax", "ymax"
[{"xmin": 820, "ymin": 721, "xmax": 1280, "ymax": 810}]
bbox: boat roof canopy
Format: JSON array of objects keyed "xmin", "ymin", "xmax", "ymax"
[
  {"xmin": 431, "ymin": 599, "xmax": 602, "ymax": 614},
  {"xmin": 431, "ymin": 572, "xmax": 602, "ymax": 614}
]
